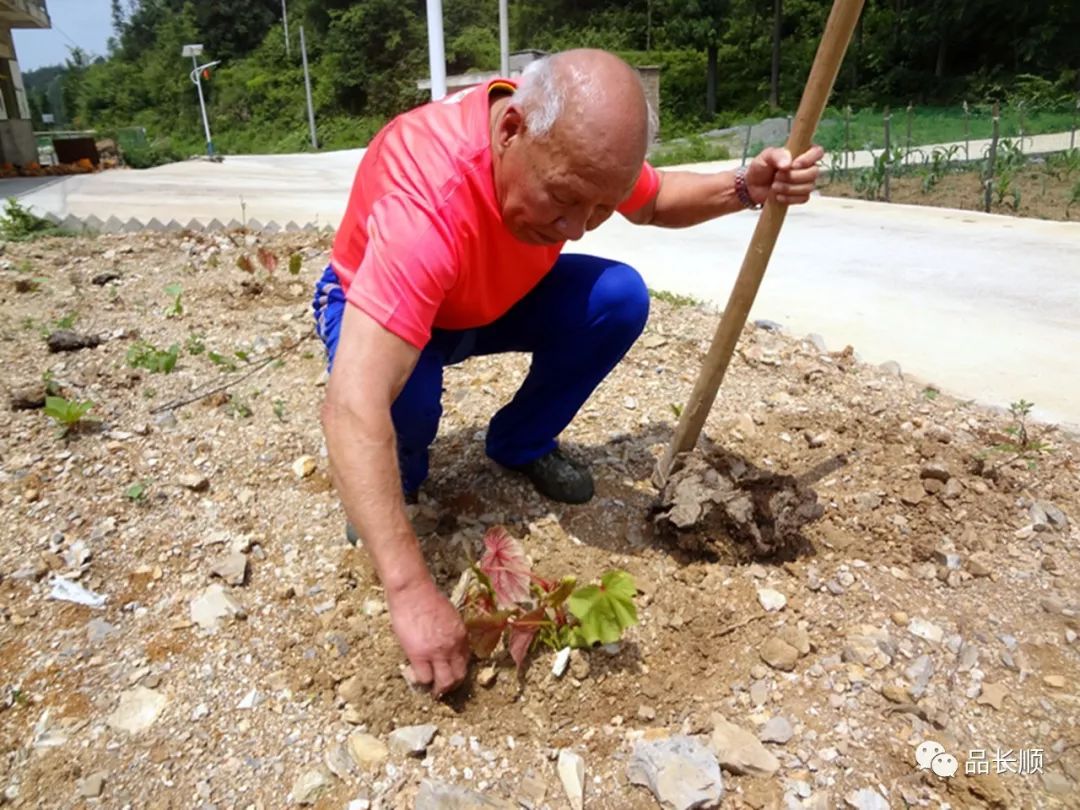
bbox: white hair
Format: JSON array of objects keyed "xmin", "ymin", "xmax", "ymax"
[{"xmin": 511, "ymin": 55, "xmax": 658, "ymax": 143}]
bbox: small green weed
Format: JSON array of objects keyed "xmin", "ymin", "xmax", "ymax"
[
  {"xmin": 649, "ymin": 288, "xmax": 703, "ymax": 308},
  {"xmin": 921, "ymin": 386, "xmax": 940, "ymax": 401},
  {"xmin": 288, "ymin": 254, "xmax": 302, "ymax": 275},
  {"xmin": 163, "ymin": 283, "xmax": 183, "ymax": 318},
  {"xmin": 127, "ymin": 341, "xmax": 179, "ymax": 374},
  {"xmin": 208, "ymin": 351, "xmax": 238, "ymax": 371},
  {"xmin": 44, "ymin": 395, "xmax": 93, "ymax": 436},
  {"xmin": 125, "ymin": 481, "xmax": 148, "ymax": 501},
  {"xmin": 186, "ymin": 333, "xmax": 206, "ymax": 355},
  {"xmin": 273, "ymin": 398, "xmax": 286, "ymax": 421}
]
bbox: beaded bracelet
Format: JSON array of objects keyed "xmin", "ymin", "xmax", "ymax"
[{"xmin": 734, "ymin": 166, "xmax": 764, "ymax": 210}]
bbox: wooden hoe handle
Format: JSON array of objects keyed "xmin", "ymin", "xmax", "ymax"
[{"xmin": 656, "ymin": 0, "xmax": 866, "ymax": 485}]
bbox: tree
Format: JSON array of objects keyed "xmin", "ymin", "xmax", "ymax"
[
  {"xmin": 769, "ymin": 0, "xmax": 781, "ymax": 108},
  {"xmin": 659, "ymin": 0, "xmax": 731, "ymax": 116}
]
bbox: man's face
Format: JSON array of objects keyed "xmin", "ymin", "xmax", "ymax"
[{"xmin": 493, "ymin": 107, "xmax": 640, "ymax": 245}]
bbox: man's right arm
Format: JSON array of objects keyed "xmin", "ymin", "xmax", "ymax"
[{"xmin": 321, "ymin": 301, "xmax": 469, "ymax": 697}]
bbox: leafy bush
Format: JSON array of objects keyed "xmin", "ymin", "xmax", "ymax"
[
  {"xmin": 0, "ymin": 198, "xmax": 60, "ymax": 241},
  {"xmin": 650, "ymin": 135, "xmax": 731, "ymax": 167}
]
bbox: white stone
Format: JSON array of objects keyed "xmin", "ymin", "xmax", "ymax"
[
  {"xmin": 557, "ymin": 749, "xmax": 585, "ymax": 810},
  {"xmin": 908, "ymin": 617, "xmax": 944, "ymax": 643},
  {"xmin": 388, "ymin": 724, "xmax": 437, "ymax": 757},
  {"xmin": 292, "ymin": 455, "xmax": 317, "ymax": 478},
  {"xmin": 552, "ymin": 647, "xmax": 571, "ymax": 678},
  {"xmin": 757, "ymin": 587, "xmax": 787, "ymax": 612},
  {"xmin": 190, "ymin": 583, "xmax": 246, "ymax": 630},
  {"xmin": 107, "ymin": 687, "xmax": 167, "ymax": 734},
  {"xmin": 709, "ymin": 715, "xmax": 780, "ymax": 776},
  {"xmin": 846, "ymin": 787, "xmax": 889, "ymax": 810},
  {"xmin": 760, "ymin": 716, "xmax": 795, "ymax": 744},
  {"xmin": 626, "ymin": 735, "xmax": 724, "ymax": 810},
  {"xmin": 291, "ymin": 769, "xmax": 330, "ymax": 805}
]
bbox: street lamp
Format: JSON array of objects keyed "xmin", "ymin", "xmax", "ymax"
[{"xmin": 182, "ymin": 44, "xmax": 219, "ymax": 158}]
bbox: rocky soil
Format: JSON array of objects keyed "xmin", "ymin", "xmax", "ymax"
[{"xmin": 1, "ymin": 231, "xmax": 1078, "ymax": 809}]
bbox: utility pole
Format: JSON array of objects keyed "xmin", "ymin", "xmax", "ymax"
[
  {"xmin": 282, "ymin": 0, "xmax": 290, "ymax": 58},
  {"xmin": 300, "ymin": 26, "xmax": 317, "ymax": 149},
  {"xmin": 498, "ymin": 0, "xmax": 509, "ymax": 76},
  {"xmin": 425, "ymin": 0, "xmax": 447, "ymax": 100}
]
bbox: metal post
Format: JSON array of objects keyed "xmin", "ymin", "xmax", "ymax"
[
  {"xmin": 905, "ymin": 102, "xmax": 912, "ymax": 165},
  {"xmin": 1072, "ymin": 96, "xmax": 1078, "ymax": 150},
  {"xmin": 425, "ymin": 0, "xmax": 447, "ymax": 100},
  {"xmin": 963, "ymin": 100, "xmax": 970, "ymax": 161},
  {"xmin": 191, "ymin": 54, "xmax": 213, "ymax": 157},
  {"xmin": 883, "ymin": 106, "xmax": 891, "ymax": 202},
  {"xmin": 498, "ymin": 0, "xmax": 509, "ymax": 77},
  {"xmin": 984, "ymin": 102, "xmax": 1000, "ymax": 213},
  {"xmin": 282, "ymin": 0, "xmax": 290, "ymax": 58},
  {"xmin": 843, "ymin": 104, "xmax": 850, "ymax": 171},
  {"xmin": 300, "ymin": 27, "xmax": 317, "ymax": 149}
]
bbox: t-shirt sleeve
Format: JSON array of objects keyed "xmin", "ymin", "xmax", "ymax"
[
  {"xmin": 617, "ymin": 161, "xmax": 661, "ymax": 215},
  {"xmin": 345, "ymin": 193, "xmax": 457, "ymax": 350}
]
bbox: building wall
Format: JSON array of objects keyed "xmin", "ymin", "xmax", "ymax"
[{"xmin": 0, "ymin": 25, "xmax": 37, "ymax": 165}]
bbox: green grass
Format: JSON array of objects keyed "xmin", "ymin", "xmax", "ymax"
[
  {"xmin": 648, "ymin": 288, "xmax": 704, "ymax": 308},
  {"xmin": 649, "ymin": 136, "xmax": 732, "ymax": 167},
  {"xmin": 814, "ymin": 103, "xmax": 1078, "ymax": 155}
]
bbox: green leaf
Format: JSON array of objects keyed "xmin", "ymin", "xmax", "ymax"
[
  {"xmin": 288, "ymin": 254, "xmax": 302, "ymax": 275},
  {"xmin": 566, "ymin": 571, "xmax": 638, "ymax": 647},
  {"xmin": 125, "ymin": 482, "xmax": 146, "ymax": 501}
]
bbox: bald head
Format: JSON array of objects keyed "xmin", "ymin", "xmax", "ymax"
[
  {"xmin": 512, "ymin": 49, "xmax": 655, "ymax": 164},
  {"xmin": 490, "ymin": 49, "xmax": 656, "ymax": 245}
]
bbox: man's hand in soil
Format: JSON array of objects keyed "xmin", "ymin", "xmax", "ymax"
[{"xmin": 388, "ymin": 578, "xmax": 469, "ymax": 697}]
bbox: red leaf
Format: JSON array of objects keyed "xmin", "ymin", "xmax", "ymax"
[
  {"xmin": 479, "ymin": 526, "xmax": 531, "ymax": 608},
  {"xmin": 507, "ymin": 606, "xmax": 547, "ymax": 670},
  {"xmin": 257, "ymin": 247, "xmax": 278, "ymax": 272},
  {"xmin": 464, "ymin": 610, "xmax": 510, "ymax": 658}
]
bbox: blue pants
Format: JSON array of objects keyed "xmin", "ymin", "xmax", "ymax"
[{"xmin": 312, "ymin": 254, "xmax": 649, "ymax": 493}]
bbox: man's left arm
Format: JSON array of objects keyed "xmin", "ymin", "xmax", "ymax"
[{"xmin": 625, "ymin": 145, "xmax": 825, "ymax": 228}]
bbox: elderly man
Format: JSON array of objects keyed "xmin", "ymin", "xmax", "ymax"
[{"xmin": 315, "ymin": 49, "xmax": 822, "ymax": 696}]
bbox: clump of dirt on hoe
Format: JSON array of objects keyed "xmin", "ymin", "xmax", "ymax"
[{"xmin": 653, "ymin": 446, "xmax": 827, "ymax": 561}]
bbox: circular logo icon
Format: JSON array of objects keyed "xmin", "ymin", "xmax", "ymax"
[
  {"xmin": 931, "ymin": 752, "xmax": 959, "ymax": 778},
  {"xmin": 915, "ymin": 740, "xmax": 946, "ymax": 770}
]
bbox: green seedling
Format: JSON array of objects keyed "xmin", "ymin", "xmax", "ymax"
[
  {"xmin": 922, "ymin": 386, "xmax": 940, "ymax": 401},
  {"xmin": 125, "ymin": 481, "xmax": 147, "ymax": 501},
  {"xmin": 164, "ymin": 283, "xmax": 183, "ymax": 318},
  {"xmin": 44, "ymin": 395, "xmax": 93, "ymax": 437},
  {"xmin": 207, "ymin": 351, "xmax": 238, "ymax": 371},
  {"xmin": 127, "ymin": 341, "xmax": 179, "ymax": 374},
  {"xmin": 288, "ymin": 254, "xmax": 302, "ymax": 275},
  {"xmin": 273, "ymin": 399, "xmax": 286, "ymax": 421},
  {"xmin": 186, "ymin": 333, "xmax": 206, "ymax": 355},
  {"xmin": 227, "ymin": 399, "xmax": 253, "ymax": 419},
  {"xmin": 461, "ymin": 527, "xmax": 638, "ymax": 672}
]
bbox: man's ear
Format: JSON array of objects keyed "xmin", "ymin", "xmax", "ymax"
[{"xmin": 494, "ymin": 103, "xmax": 526, "ymax": 153}]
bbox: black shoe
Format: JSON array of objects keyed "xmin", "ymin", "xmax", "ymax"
[{"xmin": 508, "ymin": 448, "xmax": 594, "ymax": 504}]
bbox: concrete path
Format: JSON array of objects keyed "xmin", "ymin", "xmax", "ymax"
[{"xmin": 3, "ymin": 138, "xmax": 1078, "ymax": 429}]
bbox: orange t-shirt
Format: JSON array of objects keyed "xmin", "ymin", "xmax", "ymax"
[{"xmin": 329, "ymin": 78, "xmax": 660, "ymax": 349}]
